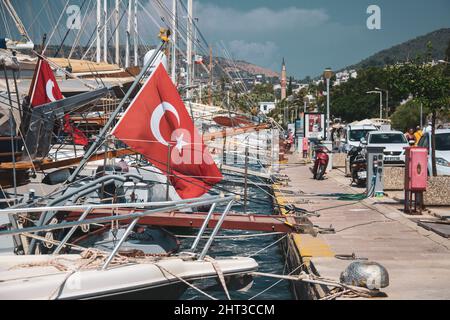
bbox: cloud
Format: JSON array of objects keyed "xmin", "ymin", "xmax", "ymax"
[
  {"xmin": 193, "ymin": 2, "xmax": 330, "ymax": 72},
  {"xmin": 226, "ymin": 40, "xmax": 280, "ymax": 70},
  {"xmin": 196, "ymin": 3, "xmax": 329, "ymax": 36}
]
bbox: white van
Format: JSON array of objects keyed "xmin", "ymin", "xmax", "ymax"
[{"xmin": 344, "ymin": 124, "xmax": 377, "ymax": 152}]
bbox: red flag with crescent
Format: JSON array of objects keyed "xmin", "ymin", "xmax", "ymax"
[
  {"xmin": 30, "ymin": 59, "xmax": 64, "ymax": 107},
  {"xmin": 111, "ymin": 63, "xmax": 222, "ymax": 199},
  {"xmin": 29, "ymin": 59, "xmax": 88, "ymax": 146}
]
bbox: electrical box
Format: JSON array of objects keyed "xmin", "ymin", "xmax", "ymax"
[
  {"xmin": 404, "ymin": 147, "xmax": 428, "ymax": 191},
  {"xmin": 366, "ymin": 146, "xmax": 385, "ymax": 196}
]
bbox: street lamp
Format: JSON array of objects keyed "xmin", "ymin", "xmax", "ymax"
[
  {"xmin": 323, "ymin": 68, "xmax": 333, "ymax": 141},
  {"xmin": 375, "ymin": 87, "xmax": 389, "ymax": 118},
  {"xmin": 367, "ymin": 90, "xmax": 383, "ymax": 120},
  {"xmin": 303, "ymin": 95, "xmax": 309, "ymax": 113}
]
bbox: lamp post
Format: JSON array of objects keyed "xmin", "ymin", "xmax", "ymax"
[
  {"xmin": 367, "ymin": 90, "xmax": 383, "ymax": 120},
  {"xmin": 375, "ymin": 87, "xmax": 389, "ymax": 118},
  {"xmin": 323, "ymin": 68, "xmax": 333, "ymax": 141},
  {"xmin": 303, "ymin": 95, "xmax": 308, "ymax": 113}
]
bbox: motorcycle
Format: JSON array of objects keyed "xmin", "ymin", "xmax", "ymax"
[
  {"xmin": 311, "ymin": 143, "xmax": 330, "ymax": 180},
  {"xmin": 348, "ymin": 146, "xmax": 367, "ymax": 186}
]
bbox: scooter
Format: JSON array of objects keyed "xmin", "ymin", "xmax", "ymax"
[
  {"xmin": 349, "ymin": 146, "xmax": 367, "ymax": 186},
  {"xmin": 311, "ymin": 143, "xmax": 330, "ymax": 180}
]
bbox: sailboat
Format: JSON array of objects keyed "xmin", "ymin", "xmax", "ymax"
[
  {"xmin": 0, "ymin": 0, "xmax": 292, "ymax": 300},
  {"xmin": 0, "ymin": 33, "xmax": 267, "ymax": 299}
]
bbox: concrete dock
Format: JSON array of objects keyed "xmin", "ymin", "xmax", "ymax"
[{"xmin": 276, "ymin": 154, "xmax": 450, "ymax": 300}]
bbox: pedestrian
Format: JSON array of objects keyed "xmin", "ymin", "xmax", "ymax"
[
  {"xmin": 405, "ymin": 128, "xmax": 415, "ymax": 144},
  {"xmin": 285, "ymin": 129, "xmax": 294, "ymax": 152},
  {"xmin": 414, "ymin": 126, "xmax": 423, "ymax": 146},
  {"xmin": 302, "ymin": 136, "xmax": 309, "ymax": 158}
]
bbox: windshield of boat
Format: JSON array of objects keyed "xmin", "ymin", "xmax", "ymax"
[
  {"xmin": 369, "ymin": 133, "xmax": 407, "ymax": 144},
  {"xmin": 349, "ymin": 129, "xmax": 374, "ymax": 142},
  {"xmin": 436, "ymin": 133, "xmax": 450, "ymax": 151}
]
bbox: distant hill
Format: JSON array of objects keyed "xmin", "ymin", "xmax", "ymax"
[
  {"xmin": 210, "ymin": 57, "xmax": 280, "ymax": 80},
  {"xmin": 342, "ymin": 28, "xmax": 450, "ymax": 71}
]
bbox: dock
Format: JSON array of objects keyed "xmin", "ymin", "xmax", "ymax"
[{"xmin": 275, "ymin": 153, "xmax": 450, "ymax": 300}]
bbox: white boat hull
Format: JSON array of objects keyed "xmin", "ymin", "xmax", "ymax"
[{"xmin": 0, "ymin": 254, "xmax": 258, "ymax": 300}]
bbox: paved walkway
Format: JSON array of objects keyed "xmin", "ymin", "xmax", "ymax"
[{"xmin": 279, "ymin": 154, "xmax": 450, "ymax": 299}]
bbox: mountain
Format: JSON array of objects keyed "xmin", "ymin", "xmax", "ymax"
[
  {"xmin": 210, "ymin": 57, "xmax": 280, "ymax": 80},
  {"xmin": 341, "ymin": 28, "xmax": 450, "ymax": 71}
]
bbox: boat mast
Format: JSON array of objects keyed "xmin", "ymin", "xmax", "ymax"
[
  {"xmin": 103, "ymin": 0, "xmax": 108, "ymax": 62},
  {"xmin": 2, "ymin": 0, "xmax": 31, "ymax": 42},
  {"xmin": 171, "ymin": 0, "xmax": 177, "ymax": 83},
  {"xmin": 115, "ymin": 0, "xmax": 120, "ymax": 65},
  {"xmin": 192, "ymin": 17, "xmax": 197, "ymax": 84},
  {"xmin": 125, "ymin": 0, "xmax": 132, "ymax": 67},
  {"xmin": 133, "ymin": 0, "xmax": 138, "ymax": 66},
  {"xmin": 96, "ymin": 0, "xmax": 101, "ymax": 63},
  {"xmin": 186, "ymin": 0, "xmax": 193, "ymax": 99},
  {"xmin": 209, "ymin": 45, "xmax": 212, "ymax": 105}
]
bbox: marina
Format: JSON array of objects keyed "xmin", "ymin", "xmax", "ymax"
[{"xmin": 0, "ymin": 0, "xmax": 449, "ymax": 305}]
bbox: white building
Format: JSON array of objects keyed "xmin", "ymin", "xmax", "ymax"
[
  {"xmin": 259, "ymin": 101, "xmax": 276, "ymax": 115},
  {"xmin": 334, "ymin": 69, "xmax": 358, "ymax": 86}
]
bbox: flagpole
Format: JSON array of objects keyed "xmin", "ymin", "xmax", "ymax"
[
  {"xmin": 67, "ymin": 40, "xmax": 167, "ymax": 183},
  {"xmin": 166, "ymin": 145, "xmax": 171, "ymax": 201}
]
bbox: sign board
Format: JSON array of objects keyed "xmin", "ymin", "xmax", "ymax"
[
  {"xmin": 287, "ymin": 123, "xmax": 295, "ymax": 134},
  {"xmin": 304, "ymin": 112, "xmax": 325, "ymax": 139},
  {"xmin": 295, "ymin": 113, "xmax": 304, "ymax": 137}
]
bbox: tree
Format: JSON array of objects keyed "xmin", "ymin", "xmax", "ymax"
[
  {"xmin": 446, "ymin": 40, "xmax": 450, "ymax": 61},
  {"xmin": 287, "ymin": 77, "xmax": 293, "ymax": 97},
  {"xmin": 390, "ymin": 101, "xmax": 428, "ymax": 132},
  {"xmin": 329, "ymin": 67, "xmax": 407, "ymax": 122},
  {"xmin": 393, "ymin": 62, "xmax": 450, "ymax": 176},
  {"xmin": 444, "ymin": 40, "xmax": 450, "ymax": 77}
]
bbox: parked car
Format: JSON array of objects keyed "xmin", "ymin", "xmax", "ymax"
[
  {"xmin": 417, "ymin": 129, "xmax": 450, "ymax": 176},
  {"xmin": 363, "ymin": 131, "xmax": 410, "ymax": 164},
  {"xmin": 343, "ymin": 124, "xmax": 377, "ymax": 152}
]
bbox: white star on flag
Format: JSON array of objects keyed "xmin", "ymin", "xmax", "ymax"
[{"xmin": 175, "ymin": 133, "xmax": 189, "ymax": 154}]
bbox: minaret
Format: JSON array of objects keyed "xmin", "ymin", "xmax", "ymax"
[{"xmin": 281, "ymin": 58, "xmax": 287, "ymax": 100}]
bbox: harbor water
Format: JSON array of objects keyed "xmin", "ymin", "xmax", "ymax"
[{"xmin": 180, "ymin": 168, "xmax": 293, "ymax": 300}]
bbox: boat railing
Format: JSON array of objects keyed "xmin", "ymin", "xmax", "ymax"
[{"xmin": 0, "ymin": 194, "xmax": 238, "ymax": 269}]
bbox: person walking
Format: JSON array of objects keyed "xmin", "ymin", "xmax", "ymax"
[
  {"xmin": 302, "ymin": 136, "xmax": 309, "ymax": 158},
  {"xmin": 405, "ymin": 128, "xmax": 416, "ymax": 144},
  {"xmin": 414, "ymin": 126, "xmax": 423, "ymax": 146}
]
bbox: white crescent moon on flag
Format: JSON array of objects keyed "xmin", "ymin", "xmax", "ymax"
[
  {"xmin": 45, "ymin": 80, "xmax": 56, "ymax": 102},
  {"xmin": 150, "ymin": 102, "xmax": 180, "ymax": 146}
]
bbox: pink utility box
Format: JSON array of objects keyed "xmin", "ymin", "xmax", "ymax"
[{"xmin": 404, "ymin": 147, "xmax": 428, "ymax": 191}]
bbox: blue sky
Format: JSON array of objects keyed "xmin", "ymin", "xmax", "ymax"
[
  {"xmin": 3, "ymin": 0, "xmax": 450, "ymax": 78},
  {"xmin": 194, "ymin": 0, "xmax": 450, "ymax": 78}
]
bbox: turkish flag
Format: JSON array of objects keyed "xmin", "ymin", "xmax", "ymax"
[
  {"xmin": 29, "ymin": 59, "xmax": 63, "ymax": 107},
  {"xmin": 111, "ymin": 63, "xmax": 223, "ymax": 199},
  {"xmin": 29, "ymin": 59, "xmax": 88, "ymax": 146},
  {"xmin": 63, "ymin": 114, "xmax": 89, "ymax": 146}
]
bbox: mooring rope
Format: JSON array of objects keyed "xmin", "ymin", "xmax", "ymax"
[
  {"xmin": 154, "ymin": 263, "xmax": 218, "ymax": 301},
  {"xmin": 175, "ymin": 232, "xmax": 285, "ymax": 240},
  {"xmin": 245, "ymin": 234, "xmax": 288, "ymax": 258}
]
